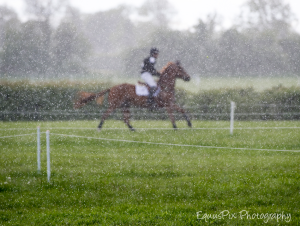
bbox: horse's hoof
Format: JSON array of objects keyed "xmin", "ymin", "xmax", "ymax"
[
  {"xmin": 97, "ymin": 128, "xmax": 101, "ymax": 132},
  {"xmin": 188, "ymin": 122, "xmax": 192, "ymax": 127},
  {"xmin": 130, "ymin": 128, "xmax": 136, "ymax": 132}
]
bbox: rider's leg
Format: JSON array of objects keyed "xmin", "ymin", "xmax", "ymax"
[
  {"xmin": 148, "ymin": 86, "xmax": 156, "ymax": 106},
  {"xmin": 141, "ymin": 72, "xmax": 157, "ymax": 108},
  {"xmin": 141, "ymin": 72, "xmax": 157, "ymax": 87}
]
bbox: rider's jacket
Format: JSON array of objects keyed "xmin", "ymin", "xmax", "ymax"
[{"xmin": 141, "ymin": 56, "xmax": 160, "ymax": 76}]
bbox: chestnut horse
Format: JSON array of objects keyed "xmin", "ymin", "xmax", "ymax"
[{"xmin": 74, "ymin": 61, "xmax": 192, "ymax": 131}]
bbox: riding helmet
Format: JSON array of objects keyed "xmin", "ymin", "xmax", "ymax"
[{"xmin": 150, "ymin": 47, "xmax": 159, "ymax": 55}]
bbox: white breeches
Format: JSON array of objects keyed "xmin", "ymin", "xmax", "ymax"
[{"xmin": 141, "ymin": 72, "xmax": 157, "ymax": 87}]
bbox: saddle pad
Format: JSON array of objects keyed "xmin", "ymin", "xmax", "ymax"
[{"xmin": 135, "ymin": 85, "xmax": 160, "ymax": 97}]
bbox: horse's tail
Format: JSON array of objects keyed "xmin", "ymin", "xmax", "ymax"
[{"xmin": 74, "ymin": 89, "xmax": 110, "ymax": 109}]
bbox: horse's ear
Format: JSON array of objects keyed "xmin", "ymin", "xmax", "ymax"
[{"xmin": 176, "ymin": 60, "xmax": 181, "ymax": 66}]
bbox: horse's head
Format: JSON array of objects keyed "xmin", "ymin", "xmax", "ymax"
[
  {"xmin": 174, "ymin": 61, "xmax": 190, "ymax": 82},
  {"xmin": 159, "ymin": 61, "xmax": 191, "ymax": 90}
]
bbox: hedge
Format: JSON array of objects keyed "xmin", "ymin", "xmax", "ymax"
[{"xmin": 1, "ymin": 81, "xmax": 300, "ymax": 121}]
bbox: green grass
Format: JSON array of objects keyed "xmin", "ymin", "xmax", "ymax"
[{"xmin": 1, "ymin": 120, "xmax": 300, "ymax": 225}]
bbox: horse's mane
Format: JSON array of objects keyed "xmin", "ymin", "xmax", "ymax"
[{"xmin": 160, "ymin": 62, "xmax": 174, "ymax": 74}]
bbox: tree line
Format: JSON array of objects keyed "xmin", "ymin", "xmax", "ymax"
[{"xmin": 0, "ymin": 0, "xmax": 300, "ymax": 78}]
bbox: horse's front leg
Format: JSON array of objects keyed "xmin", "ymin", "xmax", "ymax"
[
  {"xmin": 166, "ymin": 106, "xmax": 177, "ymax": 129},
  {"xmin": 173, "ymin": 104, "xmax": 192, "ymax": 127}
]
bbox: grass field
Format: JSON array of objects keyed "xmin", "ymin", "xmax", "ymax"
[{"xmin": 1, "ymin": 120, "xmax": 300, "ymax": 225}]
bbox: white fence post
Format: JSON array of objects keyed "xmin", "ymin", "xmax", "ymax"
[
  {"xmin": 230, "ymin": 101, "xmax": 235, "ymax": 135},
  {"xmin": 37, "ymin": 127, "xmax": 41, "ymax": 173},
  {"xmin": 46, "ymin": 130, "xmax": 50, "ymax": 182}
]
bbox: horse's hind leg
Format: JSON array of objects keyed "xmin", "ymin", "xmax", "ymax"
[
  {"xmin": 123, "ymin": 107, "xmax": 135, "ymax": 131},
  {"xmin": 98, "ymin": 106, "xmax": 115, "ymax": 130},
  {"xmin": 173, "ymin": 104, "xmax": 192, "ymax": 127}
]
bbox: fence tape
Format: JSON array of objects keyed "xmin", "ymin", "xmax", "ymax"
[
  {"xmin": 0, "ymin": 133, "xmax": 41, "ymax": 139},
  {"xmin": 1, "ymin": 126, "xmax": 300, "ymax": 131},
  {"xmin": 51, "ymin": 133, "xmax": 300, "ymax": 153},
  {"xmin": 1, "ymin": 111, "xmax": 300, "ymax": 117}
]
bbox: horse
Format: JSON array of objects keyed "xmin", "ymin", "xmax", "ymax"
[{"xmin": 74, "ymin": 61, "xmax": 192, "ymax": 131}]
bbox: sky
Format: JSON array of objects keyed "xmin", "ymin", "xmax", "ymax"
[{"xmin": 0, "ymin": 0, "xmax": 300, "ymax": 31}]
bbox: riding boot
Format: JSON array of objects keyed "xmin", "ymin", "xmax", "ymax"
[{"xmin": 147, "ymin": 87, "xmax": 156, "ymax": 111}]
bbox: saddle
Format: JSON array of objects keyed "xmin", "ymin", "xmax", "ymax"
[{"xmin": 135, "ymin": 81, "xmax": 160, "ymax": 97}]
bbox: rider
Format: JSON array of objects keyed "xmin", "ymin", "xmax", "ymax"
[{"xmin": 141, "ymin": 47, "xmax": 160, "ymax": 108}]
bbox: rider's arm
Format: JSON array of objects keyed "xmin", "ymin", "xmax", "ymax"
[
  {"xmin": 142, "ymin": 57, "xmax": 160, "ymax": 76},
  {"xmin": 153, "ymin": 71, "xmax": 160, "ymax": 77},
  {"xmin": 148, "ymin": 59, "xmax": 160, "ymax": 76}
]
